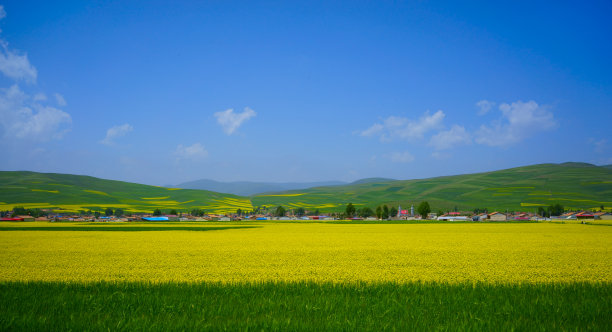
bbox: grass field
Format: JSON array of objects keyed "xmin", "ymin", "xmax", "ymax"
[
  {"xmin": 0, "ymin": 221, "xmax": 610, "ymax": 329},
  {"xmin": 1, "ymin": 281, "xmax": 609, "ymax": 331}
]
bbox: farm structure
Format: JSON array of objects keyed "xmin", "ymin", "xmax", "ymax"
[{"xmin": 488, "ymin": 212, "xmax": 507, "ymax": 221}]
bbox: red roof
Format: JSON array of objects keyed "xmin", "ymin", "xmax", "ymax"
[{"xmin": 1, "ymin": 217, "xmax": 24, "ymax": 221}]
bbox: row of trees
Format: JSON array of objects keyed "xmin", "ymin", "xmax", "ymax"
[
  {"xmin": 3, "ymin": 202, "xmax": 581, "ymax": 219},
  {"xmin": 343, "ymin": 202, "xmax": 432, "ymax": 219},
  {"xmin": 537, "ymin": 204, "xmax": 565, "ymax": 218}
]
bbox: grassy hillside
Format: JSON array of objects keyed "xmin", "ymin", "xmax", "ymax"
[
  {"xmin": 0, "ymin": 171, "xmax": 251, "ymax": 214},
  {"xmin": 176, "ymin": 179, "xmax": 346, "ymax": 196},
  {"xmin": 2, "ymin": 163, "xmax": 610, "ymax": 214},
  {"xmin": 252, "ymin": 163, "xmax": 612, "ymax": 212}
]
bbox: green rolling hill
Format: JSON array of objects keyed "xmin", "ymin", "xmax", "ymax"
[
  {"xmin": 1, "ymin": 163, "xmax": 610, "ymax": 215},
  {"xmin": 252, "ymin": 163, "xmax": 612, "ymax": 212},
  {"xmin": 0, "ymin": 171, "xmax": 252, "ymax": 214}
]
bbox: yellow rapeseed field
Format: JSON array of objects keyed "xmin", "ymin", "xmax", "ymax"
[{"xmin": 0, "ymin": 222, "xmax": 610, "ymax": 283}]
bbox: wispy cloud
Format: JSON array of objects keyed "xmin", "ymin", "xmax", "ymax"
[
  {"xmin": 175, "ymin": 143, "xmax": 208, "ymax": 160},
  {"xmin": 388, "ymin": 151, "xmax": 415, "ymax": 163},
  {"xmin": 476, "ymin": 100, "xmax": 495, "ymax": 115},
  {"xmin": 54, "ymin": 93, "xmax": 66, "ymax": 106},
  {"xmin": 33, "ymin": 93, "xmax": 46, "ymax": 101},
  {"xmin": 361, "ymin": 110, "xmax": 445, "ymax": 142},
  {"xmin": 589, "ymin": 138, "xmax": 607, "ymax": 154},
  {"xmin": 0, "ymin": 6, "xmax": 70, "ymax": 142},
  {"xmin": 0, "ymin": 7, "xmax": 36, "ymax": 83},
  {"xmin": 101, "ymin": 123, "xmax": 133, "ymax": 145},
  {"xmin": 429, "ymin": 125, "xmax": 471, "ymax": 150},
  {"xmin": 0, "ymin": 85, "xmax": 71, "ymax": 141},
  {"xmin": 214, "ymin": 107, "xmax": 256, "ymax": 135},
  {"xmin": 0, "ymin": 42, "xmax": 37, "ymax": 83},
  {"xmin": 431, "ymin": 151, "xmax": 451, "ymax": 160},
  {"xmin": 475, "ymin": 100, "xmax": 556, "ymax": 147}
]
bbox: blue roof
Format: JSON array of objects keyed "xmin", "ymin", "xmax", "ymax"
[{"xmin": 142, "ymin": 217, "xmax": 169, "ymax": 221}]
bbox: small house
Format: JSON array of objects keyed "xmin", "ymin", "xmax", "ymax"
[
  {"xmin": 575, "ymin": 212, "xmax": 595, "ymax": 220},
  {"xmin": 488, "ymin": 212, "xmax": 507, "ymax": 221},
  {"xmin": 559, "ymin": 212, "xmax": 577, "ymax": 219}
]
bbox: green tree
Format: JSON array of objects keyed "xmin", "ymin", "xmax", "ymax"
[
  {"xmin": 389, "ymin": 206, "xmax": 398, "ymax": 219},
  {"xmin": 94, "ymin": 211, "xmax": 101, "ymax": 218},
  {"xmin": 169, "ymin": 209, "xmax": 178, "ymax": 215},
  {"xmin": 115, "ymin": 208, "xmax": 125, "ymax": 217},
  {"xmin": 153, "ymin": 208, "xmax": 162, "ymax": 216},
  {"xmin": 12, "ymin": 206, "xmax": 27, "ymax": 216},
  {"xmin": 537, "ymin": 206, "xmax": 547, "ymax": 217},
  {"xmin": 359, "ymin": 207, "xmax": 374, "ymax": 218},
  {"xmin": 345, "ymin": 203, "xmax": 356, "ymax": 218},
  {"xmin": 295, "ymin": 207, "xmax": 305, "ymax": 217},
  {"xmin": 236, "ymin": 209, "xmax": 242, "ymax": 216},
  {"xmin": 275, "ymin": 206, "xmax": 286, "ymax": 217},
  {"xmin": 437, "ymin": 210, "xmax": 444, "ymax": 218},
  {"xmin": 105, "ymin": 207, "xmax": 114, "ymax": 216},
  {"xmin": 376, "ymin": 206, "xmax": 383, "ymax": 219},
  {"xmin": 547, "ymin": 204, "xmax": 564, "ymax": 217},
  {"xmin": 27, "ymin": 208, "xmax": 43, "ymax": 218},
  {"xmin": 417, "ymin": 201, "xmax": 431, "ymax": 219},
  {"xmin": 382, "ymin": 205, "xmax": 389, "ymax": 219}
]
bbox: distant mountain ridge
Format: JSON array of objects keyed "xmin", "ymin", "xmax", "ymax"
[{"xmin": 175, "ymin": 179, "xmax": 347, "ymax": 196}]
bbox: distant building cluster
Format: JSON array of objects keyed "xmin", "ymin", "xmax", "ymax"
[{"xmin": 1, "ymin": 208, "xmax": 610, "ymax": 222}]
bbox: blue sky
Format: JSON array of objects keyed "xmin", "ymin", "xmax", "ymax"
[{"xmin": 0, "ymin": 1, "xmax": 611, "ymax": 185}]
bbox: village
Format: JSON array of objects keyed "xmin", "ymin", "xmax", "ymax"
[{"xmin": 1, "ymin": 204, "xmax": 611, "ymax": 223}]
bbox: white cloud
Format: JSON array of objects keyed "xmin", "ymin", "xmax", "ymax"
[
  {"xmin": 0, "ymin": 41, "xmax": 37, "ymax": 83},
  {"xmin": 361, "ymin": 110, "xmax": 445, "ymax": 142},
  {"xmin": 589, "ymin": 138, "xmax": 607, "ymax": 154},
  {"xmin": 101, "ymin": 123, "xmax": 133, "ymax": 145},
  {"xmin": 475, "ymin": 100, "xmax": 556, "ymax": 147},
  {"xmin": 429, "ymin": 125, "xmax": 471, "ymax": 150},
  {"xmin": 431, "ymin": 151, "xmax": 451, "ymax": 160},
  {"xmin": 360, "ymin": 123, "xmax": 383, "ymax": 137},
  {"xmin": 175, "ymin": 143, "xmax": 208, "ymax": 160},
  {"xmin": 54, "ymin": 93, "xmax": 66, "ymax": 106},
  {"xmin": 0, "ymin": 7, "xmax": 70, "ymax": 143},
  {"xmin": 0, "ymin": 85, "xmax": 71, "ymax": 141},
  {"xmin": 389, "ymin": 151, "xmax": 415, "ymax": 163},
  {"xmin": 476, "ymin": 100, "xmax": 495, "ymax": 115},
  {"xmin": 33, "ymin": 93, "xmax": 46, "ymax": 101},
  {"xmin": 214, "ymin": 107, "xmax": 256, "ymax": 135},
  {"xmin": 0, "ymin": 7, "xmax": 36, "ymax": 83}
]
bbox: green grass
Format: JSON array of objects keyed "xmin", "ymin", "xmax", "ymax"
[
  {"xmin": 253, "ymin": 162, "xmax": 612, "ymax": 212},
  {"xmin": 0, "ymin": 281, "xmax": 609, "ymax": 331}
]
